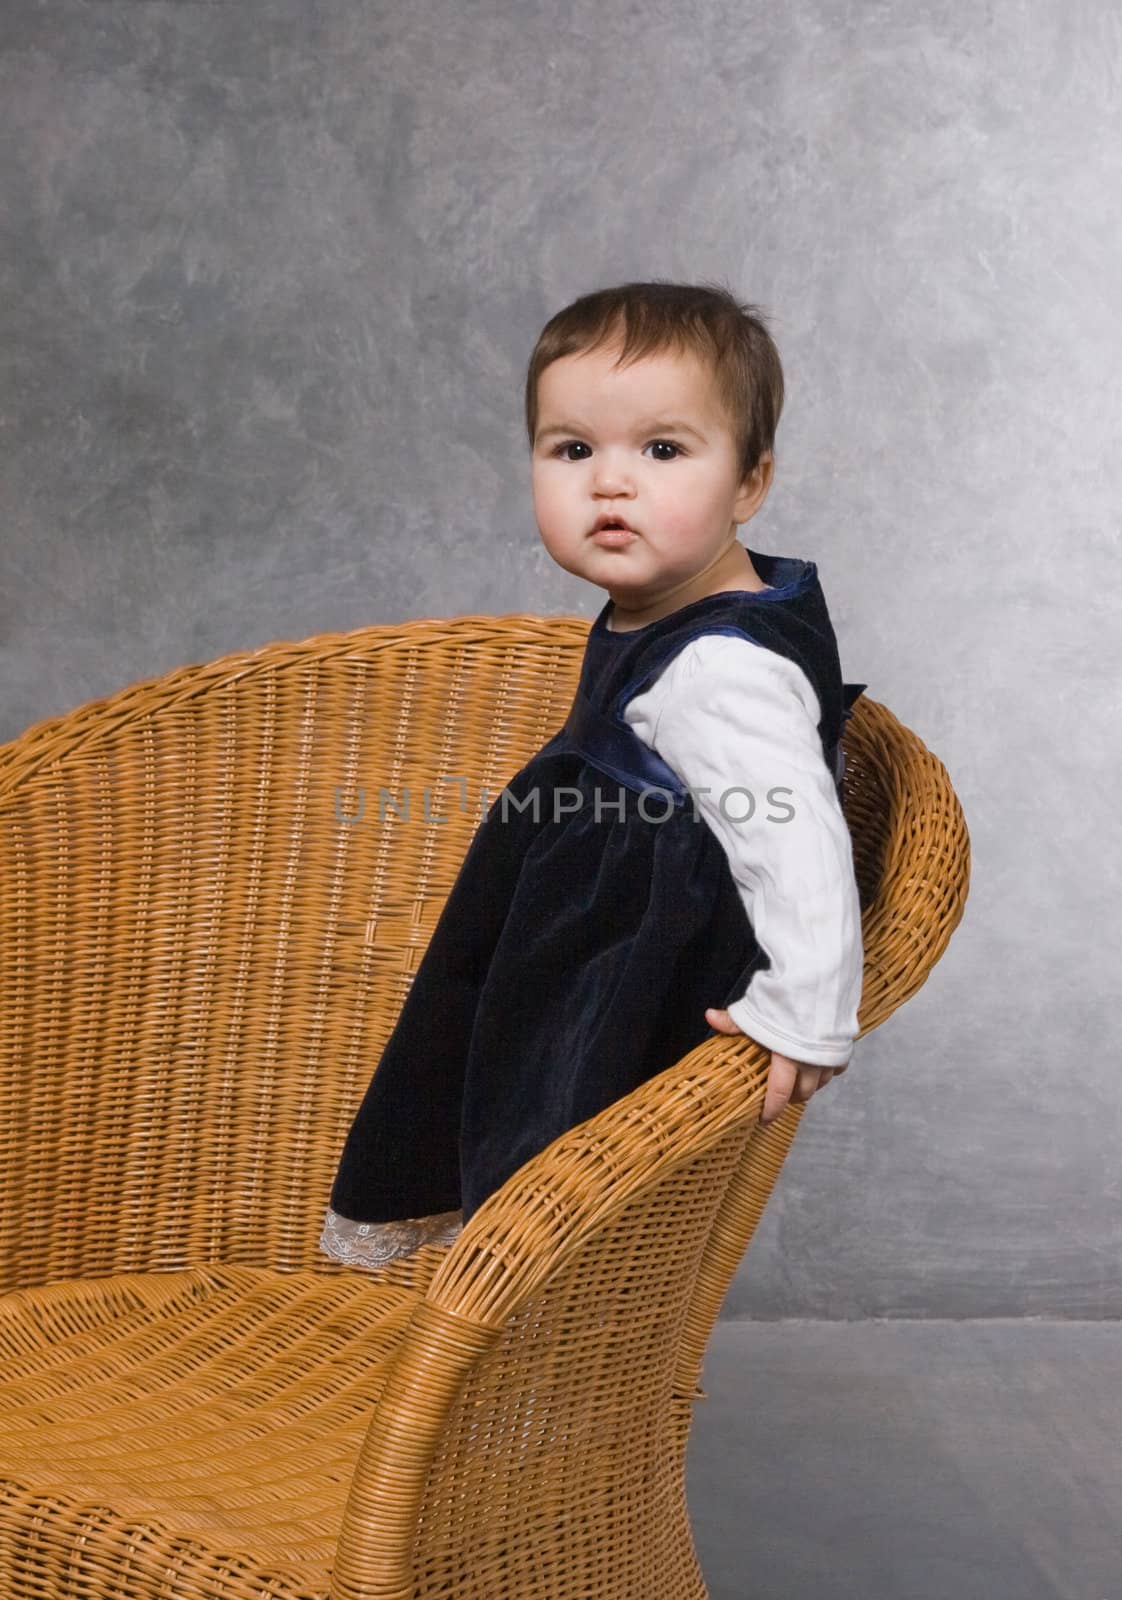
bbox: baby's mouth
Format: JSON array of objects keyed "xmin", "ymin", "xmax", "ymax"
[{"xmin": 590, "ymin": 515, "xmax": 639, "ymax": 543}]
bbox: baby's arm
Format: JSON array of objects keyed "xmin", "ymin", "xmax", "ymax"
[{"xmin": 623, "ymin": 633, "xmax": 863, "ymax": 1118}]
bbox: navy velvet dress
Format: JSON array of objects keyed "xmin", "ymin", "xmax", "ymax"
[{"xmin": 327, "ymin": 547, "xmax": 865, "ymax": 1228}]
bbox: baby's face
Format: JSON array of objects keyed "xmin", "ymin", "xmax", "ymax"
[{"xmin": 530, "ymin": 341, "xmax": 759, "ymax": 607}]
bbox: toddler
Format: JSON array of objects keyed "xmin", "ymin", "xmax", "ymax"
[{"xmin": 320, "ymin": 279, "xmax": 865, "ymax": 1273}]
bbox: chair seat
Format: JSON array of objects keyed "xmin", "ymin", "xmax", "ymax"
[{"xmin": 0, "ymin": 1262, "xmax": 428, "ymax": 1599}]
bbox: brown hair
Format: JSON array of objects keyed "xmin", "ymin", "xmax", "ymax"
[{"xmin": 524, "ymin": 278, "xmax": 785, "ymax": 482}]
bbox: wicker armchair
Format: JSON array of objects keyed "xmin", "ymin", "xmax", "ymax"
[{"xmin": 0, "ymin": 613, "xmax": 969, "ymax": 1600}]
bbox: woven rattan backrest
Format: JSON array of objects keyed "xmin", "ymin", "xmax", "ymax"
[{"xmin": 0, "ymin": 616, "xmax": 591, "ymax": 1292}]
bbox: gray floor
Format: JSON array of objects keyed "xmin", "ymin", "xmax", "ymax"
[{"xmin": 687, "ymin": 1320, "xmax": 1120, "ymax": 1600}]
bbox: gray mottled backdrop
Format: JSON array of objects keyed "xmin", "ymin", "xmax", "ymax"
[{"xmin": 2, "ymin": 1, "xmax": 1117, "ymax": 1318}]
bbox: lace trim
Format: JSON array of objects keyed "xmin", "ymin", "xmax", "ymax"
[{"xmin": 318, "ymin": 1204, "xmax": 464, "ymax": 1270}]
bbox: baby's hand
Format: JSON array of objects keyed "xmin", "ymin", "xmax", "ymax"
[{"xmin": 704, "ymin": 1007, "xmax": 847, "ymax": 1126}]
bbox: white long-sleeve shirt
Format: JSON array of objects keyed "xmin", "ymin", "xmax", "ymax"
[{"xmin": 621, "ymin": 632, "xmax": 863, "ymax": 1068}]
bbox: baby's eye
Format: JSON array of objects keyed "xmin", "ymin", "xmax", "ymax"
[{"xmin": 645, "ymin": 439, "xmax": 683, "ymax": 461}]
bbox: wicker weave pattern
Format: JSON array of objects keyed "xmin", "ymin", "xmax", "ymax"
[{"xmin": 0, "ymin": 614, "xmax": 970, "ymax": 1599}]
